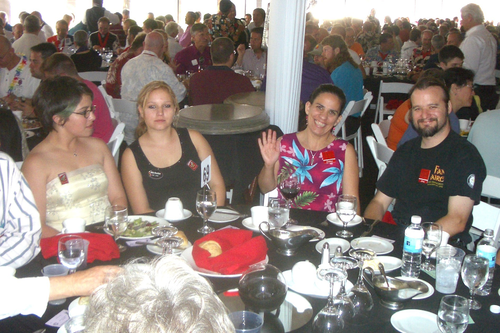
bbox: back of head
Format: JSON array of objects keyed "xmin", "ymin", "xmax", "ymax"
[
  {"xmin": 219, "ymin": 0, "xmax": 234, "ymax": 14},
  {"xmin": 123, "ymin": 18, "xmax": 137, "ymax": 27},
  {"xmin": 409, "ymin": 28, "xmax": 421, "ymax": 42},
  {"xmin": 165, "ymin": 21, "xmax": 178, "ymax": 36},
  {"xmin": 130, "ymin": 33, "xmax": 146, "ymax": 51},
  {"xmin": 42, "ymin": 52, "xmax": 79, "ymax": 77},
  {"xmin": 331, "ymin": 24, "xmax": 346, "ymax": 39},
  {"xmin": 84, "ymin": 256, "xmax": 234, "ymax": 333},
  {"xmin": 24, "ymin": 15, "xmax": 40, "ymax": 33},
  {"xmin": 73, "ymin": 30, "xmax": 88, "ymax": 47},
  {"xmin": 379, "ymin": 33, "xmax": 392, "ymax": 44},
  {"xmin": 30, "ymin": 42, "xmax": 57, "ymax": 59},
  {"xmin": 144, "ymin": 31, "xmax": 164, "ymax": 52},
  {"xmin": 211, "ymin": 37, "xmax": 234, "ymax": 64},
  {"xmin": 33, "ymin": 76, "xmax": 93, "ymax": 133},
  {"xmin": 402, "ymin": 21, "xmax": 411, "ymax": 31},
  {"xmin": 443, "ymin": 67, "xmax": 475, "ymax": 90},
  {"xmin": 431, "ymin": 34, "xmax": 445, "ymax": 50},
  {"xmin": 0, "ymin": 34, "xmax": 11, "ymax": 50},
  {"xmin": 461, "ymin": 3, "xmax": 484, "ymax": 24},
  {"xmin": 165, "ymin": 14, "xmax": 174, "ymax": 22},
  {"xmin": 129, "ymin": 25, "xmax": 143, "ymax": 40},
  {"xmin": 438, "ymin": 44, "xmax": 464, "ymax": 63},
  {"xmin": 93, "ymin": 0, "xmax": 103, "ymax": 6}
]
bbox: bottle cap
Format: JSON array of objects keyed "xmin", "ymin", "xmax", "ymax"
[
  {"xmin": 490, "ymin": 305, "xmax": 500, "ymax": 314},
  {"xmin": 410, "ymin": 215, "xmax": 422, "ymax": 225},
  {"xmin": 484, "ymin": 229, "xmax": 494, "ymax": 237}
]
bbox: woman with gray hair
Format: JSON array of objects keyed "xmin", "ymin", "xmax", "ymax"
[
  {"xmin": 70, "ymin": 30, "xmax": 101, "ymax": 72},
  {"xmin": 85, "ymin": 256, "xmax": 235, "ymax": 333}
]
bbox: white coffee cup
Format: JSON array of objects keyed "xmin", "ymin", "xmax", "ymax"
[
  {"xmin": 62, "ymin": 218, "xmax": 86, "ymax": 233},
  {"xmin": 164, "ymin": 197, "xmax": 184, "ymax": 220},
  {"xmin": 250, "ymin": 206, "xmax": 268, "ymax": 227},
  {"xmin": 0, "ymin": 266, "xmax": 16, "ymax": 277},
  {"xmin": 292, "ymin": 260, "xmax": 316, "ymax": 286}
]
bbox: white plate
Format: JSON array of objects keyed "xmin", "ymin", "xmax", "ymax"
[
  {"xmin": 57, "ymin": 326, "xmax": 67, "ymax": 333},
  {"xmin": 104, "ymin": 215, "xmax": 170, "ymax": 240},
  {"xmin": 242, "ymin": 217, "xmax": 260, "ymax": 231},
  {"xmin": 68, "ymin": 297, "xmax": 88, "ymax": 318},
  {"xmin": 155, "ymin": 209, "xmax": 192, "ymax": 221},
  {"xmin": 180, "ymin": 246, "xmax": 269, "ymax": 278},
  {"xmin": 326, "ymin": 213, "xmax": 363, "ymax": 227},
  {"xmin": 351, "ymin": 237, "xmax": 394, "ymax": 255},
  {"xmin": 25, "ymin": 130, "xmax": 35, "ymax": 138},
  {"xmin": 208, "ymin": 208, "xmax": 240, "ymax": 223},
  {"xmin": 283, "ymin": 270, "xmax": 353, "ymax": 298},
  {"xmin": 315, "ymin": 238, "xmax": 350, "ymax": 254},
  {"xmin": 146, "ymin": 241, "xmax": 192, "ymax": 256},
  {"xmin": 286, "ymin": 226, "xmax": 325, "ymax": 242},
  {"xmin": 366, "ymin": 256, "xmax": 403, "ymax": 273},
  {"xmin": 391, "ymin": 309, "xmax": 439, "ymax": 333},
  {"xmin": 396, "ymin": 276, "xmax": 434, "ymax": 300}
]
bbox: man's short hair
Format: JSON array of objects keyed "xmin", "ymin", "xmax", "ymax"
[
  {"xmin": 156, "ymin": 15, "xmax": 166, "ymax": 24},
  {"xmin": 122, "ymin": 9, "xmax": 130, "ymax": 16},
  {"xmin": 438, "ymin": 45, "xmax": 464, "ymax": 63},
  {"xmin": 409, "ymin": 28, "xmax": 421, "ymax": 42},
  {"xmin": 304, "ymin": 34, "xmax": 317, "ymax": 52},
  {"xmin": 461, "ymin": 3, "xmax": 484, "ymax": 24},
  {"xmin": 129, "ymin": 25, "xmax": 143, "ymax": 39},
  {"xmin": 98, "ymin": 16, "xmax": 111, "ymax": 25},
  {"xmin": 379, "ymin": 33, "xmax": 393, "ymax": 44},
  {"xmin": 392, "ymin": 25, "xmax": 400, "ymax": 35},
  {"xmin": 165, "ymin": 14, "xmax": 174, "ymax": 21},
  {"xmin": 190, "ymin": 23, "xmax": 207, "ymax": 35},
  {"xmin": 331, "ymin": 24, "xmax": 346, "ymax": 39},
  {"xmin": 165, "ymin": 21, "xmax": 178, "ymax": 35},
  {"xmin": 402, "ymin": 21, "xmax": 411, "ymax": 31},
  {"xmin": 123, "ymin": 18, "xmax": 137, "ymax": 27},
  {"xmin": 211, "ymin": 37, "xmax": 234, "ymax": 64},
  {"xmin": 24, "ymin": 15, "xmax": 40, "ymax": 33},
  {"xmin": 443, "ymin": 67, "xmax": 475, "ymax": 90},
  {"xmin": 42, "ymin": 53, "xmax": 79, "ymax": 77},
  {"xmin": 446, "ymin": 30, "xmax": 463, "ymax": 43},
  {"xmin": 130, "ymin": 33, "xmax": 146, "ymax": 51},
  {"xmin": 143, "ymin": 18, "xmax": 158, "ymax": 30},
  {"xmin": 73, "ymin": 30, "xmax": 88, "ymax": 46},
  {"xmin": 409, "ymin": 77, "xmax": 450, "ymax": 106},
  {"xmin": 30, "ymin": 43, "xmax": 57, "ymax": 59},
  {"xmin": 251, "ymin": 27, "xmax": 264, "ymax": 37},
  {"xmin": 253, "ymin": 8, "xmax": 266, "ymax": 19},
  {"xmin": 431, "ymin": 34, "xmax": 445, "ymax": 50},
  {"xmin": 56, "ymin": 19, "xmax": 69, "ymax": 29},
  {"xmin": 219, "ymin": 0, "xmax": 234, "ymax": 13}
]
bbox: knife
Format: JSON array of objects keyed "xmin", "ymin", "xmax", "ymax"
[
  {"xmin": 215, "ymin": 210, "xmax": 248, "ymax": 218},
  {"xmin": 361, "ymin": 219, "xmax": 381, "ymax": 237}
]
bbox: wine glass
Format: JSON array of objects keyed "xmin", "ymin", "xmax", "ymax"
[
  {"xmin": 105, "ymin": 205, "xmax": 128, "ymax": 252},
  {"xmin": 196, "ymin": 189, "xmax": 217, "ymax": 234},
  {"xmin": 421, "ymin": 222, "xmax": 442, "ymax": 271},
  {"xmin": 335, "ymin": 195, "xmax": 357, "ymax": 238},
  {"xmin": 349, "ymin": 248, "xmax": 376, "ymax": 315},
  {"xmin": 278, "ymin": 172, "xmax": 301, "ymax": 226},
  {"xmin": 58, "ymin": 235, "xmax": 85, "ymax": 274},
  {"xmin": 238, "ymin": 263, "xmax": 287, "ymax": 314},
  {"xmin": 437, "ymin": 295, "xmax": 469, "ymax": 333},
  {"xmin": 268, "ymin": 198, "xmax": 289, "ymax": 229},
  {"xmin": 312, "ymin": 268, "xmax": 353, "ymax": 332},
  {"xmin": 461, "ymin": 254, "xmax": 489, "ymax": 310}
]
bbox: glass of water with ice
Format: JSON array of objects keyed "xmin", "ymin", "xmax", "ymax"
[{"xmin": 435, "ymin": 246, "xmax": 466, "ymax": 294}]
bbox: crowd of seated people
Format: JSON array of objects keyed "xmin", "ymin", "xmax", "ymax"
[{"xmin": 1, "ymin": 3, "xmax": 500, "ymax": 330}]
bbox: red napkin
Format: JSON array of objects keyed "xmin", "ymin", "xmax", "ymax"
[
  {"xmin": 386, "ymin": 99, "xmax": 404, "ymax": 110},
  {"xmin": 382, "ymin": 211, "xmax": 397, "ymax": 225},
  {"xmin": 192, "ymin": 229, "xmax": 268, "ymax": 275},
  {"xmin": 40, "ymin": 233, "xmax": 120, "ymax": 263}
]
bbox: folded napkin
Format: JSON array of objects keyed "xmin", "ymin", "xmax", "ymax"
[
  {"xmin": 40, "ymin": 233, "xmax": 120, "ymax": 263},
  {"xmin": 382, "ymin": 211, "xmax": 397, "ymax": 225},
  {"xmin": 192, "ymin": 229, "xmax": 268, "ymax": 275},
  {"xmin": 386, "ymin": 99, "xmax": 404, "ymax": 110}
]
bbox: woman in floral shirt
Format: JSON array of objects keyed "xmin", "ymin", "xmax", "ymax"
[
  {"xmin": 258, "ymin": 84, "xmax": 360, "ymax": 213},
  {"xmin": 208, "ymin": 0, "xmax": 247, "ymax": 48}
]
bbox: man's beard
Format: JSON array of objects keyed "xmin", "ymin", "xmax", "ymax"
[{"xmin": 411, "ymin": 116, "xmax": 448, "ymax": 138}]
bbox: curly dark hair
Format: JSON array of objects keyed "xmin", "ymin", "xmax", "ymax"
[{"xmin": 321, "ymin": 35, "xmax": 357, "ymax": 73}]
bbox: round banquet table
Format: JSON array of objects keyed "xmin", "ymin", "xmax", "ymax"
[
  {"xmin": 223, "ymin": 91, "xmax": 266, "ymax": 109},
  {"xmin": 4, "ymin": 207, "xmax": 500, "ymax": 333}
]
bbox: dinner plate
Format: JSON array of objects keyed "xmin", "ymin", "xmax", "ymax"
[
  {"xmin": 208, "ymin": 208, "xmax": 240, "ymax": 223},
  {"xmin": 146, "ymin": 241, "xmax": 192, "ymax": 256},
  {"xmin": 396, "ymin": 276, "xmax": 434, "ymax": 300},
  {"xmin": 180, "ymin": 246, "xmax": 268, "ymax": 278},
  {"xmin": 315, "ymin": 238, "xmax": 350, "ymax": 254},
  {"xmin": 68, "ymin": 297, "xmax": 88, "ymax": 318},
  {"xmin": 25, "ymin": 130, "xmax": 35, "ymax": 139},
  {"xmin": 351, "ymin": 237, "xmax": 394, "ymax": 255},
  {"xmin": 326, "ymin": 213, "xmax": 363, "ymax": 227},
  {"xmin": 155, "ymin": 209, "xmax": 192, "ymax": 221},
  {"xmin": 364, "ymin": 256, "xmax": 403, "ymax": 273},
  {"xmin": 286, "ymin": 226, "xmax": 325, "ymax": 242},
  {"xmin": 104, "ymin": 215, "xmax": 170, "ymax": 240},
  {"xmin": 242, "ymin": 217, "xmax": 260, "ymax": 231},
  {"xmin": 283, "ymin": 270, "xmax": 353, "ymax": 298},
  {"xmin": 391, "ymin": 309, "xmax": 439, "ymax": 333}
]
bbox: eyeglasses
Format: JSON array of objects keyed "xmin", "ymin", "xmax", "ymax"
[{"xmin": 73, "ymin": 105, "xmax": 96, "ymax": 118}]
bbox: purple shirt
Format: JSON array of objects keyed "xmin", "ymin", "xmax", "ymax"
[
  {"xmin": 178, "ymin": 24, "xmax": 193, "ymax": 48},
  {"xmin": 301, "ymin": 60, "xmax": 334, "ymax": 104},
  {"xmin": 173, "ymin": 45, "xmax": 212, "ymax": 75}
]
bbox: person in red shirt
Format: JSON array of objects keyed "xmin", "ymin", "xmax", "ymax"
[{"xmin": 47, "ymin": 20, "xmax": 73, "ymax": 52}]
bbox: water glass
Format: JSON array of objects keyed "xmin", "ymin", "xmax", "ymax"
[
  {"xmin": 421, "ymin": 222, "xmax": 442, "ymax": 271},
  {"xmin": 461, "ymin": 255, "xmax": 489, "ymax": 310},
  {"xmin": 229, "ymin": 311, "xmax": 263, "ymax": 333},
  {"xmin": 105, "ymin": 205, "xmax": 128, "ymax": 252},
  {"xmin": 335, "ymin": 195, "xmax": 357, "ymax": 238},
  {"xmin": 435, "ymin": 246, "xmax": 465, "ymax": 294},
  {"xmin": 196, "ymin": 189, "xmax": 217, "ymax": 234},
  {"xmin": 41, "ymin": 264, "xmax": 69, "ymax": 305},
  {"xmin": 58, "ymin": 236, "xmax": 85, "ymax": 274},
  {"xmin": 437, "ymin": 295, "xmax": 469, "ymax": 333},
  {"xmin": 268, "ymin": 198, "xmax": 289, "ymax": 229}
]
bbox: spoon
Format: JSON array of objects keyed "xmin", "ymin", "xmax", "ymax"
[{"xmin": 378, "ymin": 262, "xmax": 390, "ymax": 289}]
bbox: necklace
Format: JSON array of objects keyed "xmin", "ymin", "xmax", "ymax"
[{"xmin": 7, "ymin": 56, "xmax": 27, "ymax": 96}]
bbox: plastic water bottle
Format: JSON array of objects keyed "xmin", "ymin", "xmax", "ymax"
[
  {"xmin": 476, "ymin": 229, "xmax": 497, "ymax": 295},
  {"xmin": 401, "ymin": 215, "xmax": 424, "ymax": 278}
]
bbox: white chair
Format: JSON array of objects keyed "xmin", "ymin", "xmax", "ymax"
[
  {"xmin": 469, "ymin": 201, "xmax": 500, "ymax": 249},
  {"xmin": 366, "ymin": 136, "xmax": 394, "ymax": 180},
  {"xmin": 98, "ymin": 84, "xmax": 117, "ymax": 120},
  {"xmin": 375, "ymin": 81, "xmax": 413, "ymax": 123},
  {"xmin": 111, "ymin": 98, "xmax": 138, "ymax": 145},
  {"xmin": 79, "ymin": 71, "xmax": 108, "ymax": 83},
  {"xmin": 107, "ymin": 133, "xmax": 124, "ymax": 166},
  {"xmin": 371, "ymin": 118, "xmax": 391, "ymax": 146},
  {"xmin": 482, "ymin": 175, "xmax": 500, "ymax": 205},
  {"xmin": 334, "ymin": 91, "xmax": 373, "ymax": 177},
  {"xmin": 260, "ymin": 188, "xmax": 279, "ymax": 206}
]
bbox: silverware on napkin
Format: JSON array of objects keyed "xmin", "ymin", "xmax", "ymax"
[{"xmin": 361, "ymin": 219, "xmax": 381, "ymax": 237}]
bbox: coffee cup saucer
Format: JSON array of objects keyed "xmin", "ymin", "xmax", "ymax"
[{"xmin": 155, "ymin": 209, "xmax": 192, "ymax": 222}]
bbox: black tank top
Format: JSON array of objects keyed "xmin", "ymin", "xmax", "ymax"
[
  {"xmin": 129, "ymin": 128, "xmax": 202, "ymax": 212},
  {"xmin": 85, "ymin": 7, "xmax": 105, "ymax": 33}
]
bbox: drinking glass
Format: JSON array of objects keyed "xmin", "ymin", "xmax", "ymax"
[
  {"xmin": 105, "ymin": 205, "xmax": 128, "ymax": 252},
  {"xmin": 335, "ymin": 195, "xmax": 357, "ymax": 238},
  {"xmin": 196, "ymin": 189, "xmax": 217, "ymax": 234},
  {"xmin": 278, "ymin": 172, "xmax": 300, "ymax": 225},
  {"xmin": 437, "ymin": 295, "xmax": 469, "ymax": 333},
  {"xmin": 153, "ymin": 226, "xmax": 180, "ymax": 255},
  {"xmin": 460, "ymin": 254, "xmax": 489, "ymax": 310},
  {"xmin": 421, "ymin": 222, "xmax": 442, "ymax": 271},
  {"xmin": 268, "ymin": 198, "xmax": 289, "ymax": 229},
  {"xmin": 349, "ymin": 248, "xmax": 376, "ymax": 315},
  {"xmin": 58, "ymin": 235, "xmax": 84, "ymax": 274}
]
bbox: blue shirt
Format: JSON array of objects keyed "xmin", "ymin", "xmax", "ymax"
[{"xmin": 331, "ymin": 61, "xmax": 364, "ymax": 113}]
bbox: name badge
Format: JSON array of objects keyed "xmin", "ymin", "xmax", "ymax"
[
  {"xmin": 418, "ymin": 169, "xmax": 430, "ymax": 184},
  {"xmin": 321, "ymin": 151, "xmax": 336, "ymax": 164},
  {"xmin": 148, "ymin": 170, "xmax": 163, "ymax": 180},
  {"xmin": 58, "ymin": 172, "xmax": 69, "ymax": 185},
  {"xmin": 191, "ymin": 59, "xmax": 199, "ymax": 66}
]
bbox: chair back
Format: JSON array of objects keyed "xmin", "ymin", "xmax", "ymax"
[
  {"xmin": 112, "ymin": 98, "xmax": 138, "ymax": 145},
  {"xmin": 482, "ymin": 175, "xmax": 500, "ymax": 200},
  {"xmin": 107, "ymin": 132, "xmax": 124, "ymax": 166},
  {"xmin": 366, "ymin": 135, "xmax": 394, "ymax": 180},
  {"xmin": 471, "ymin": 201, "xmax": 500, "ymax": 246},
  {"xmin": 335, "ymin": 92, "xmax": 373, "ymax": 137},
  {"xmin": 98, "ymin": 84, "xmax": 117, "ymax": 120},
  {"xmin": 371, "ymin": 118, "xmax": 391, "ymax": 146},
  {"xmin": 376, "ymin": 81, "xmax": 413, "ymax": 123},
  {"xmin": 79, "ymin": 71, "xmax": 108, "ymax": 83}
]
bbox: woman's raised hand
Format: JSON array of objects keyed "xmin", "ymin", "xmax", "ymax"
[{"xmin": 258, "ymin": 129, "xmax": 280, "ymax": 167}]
